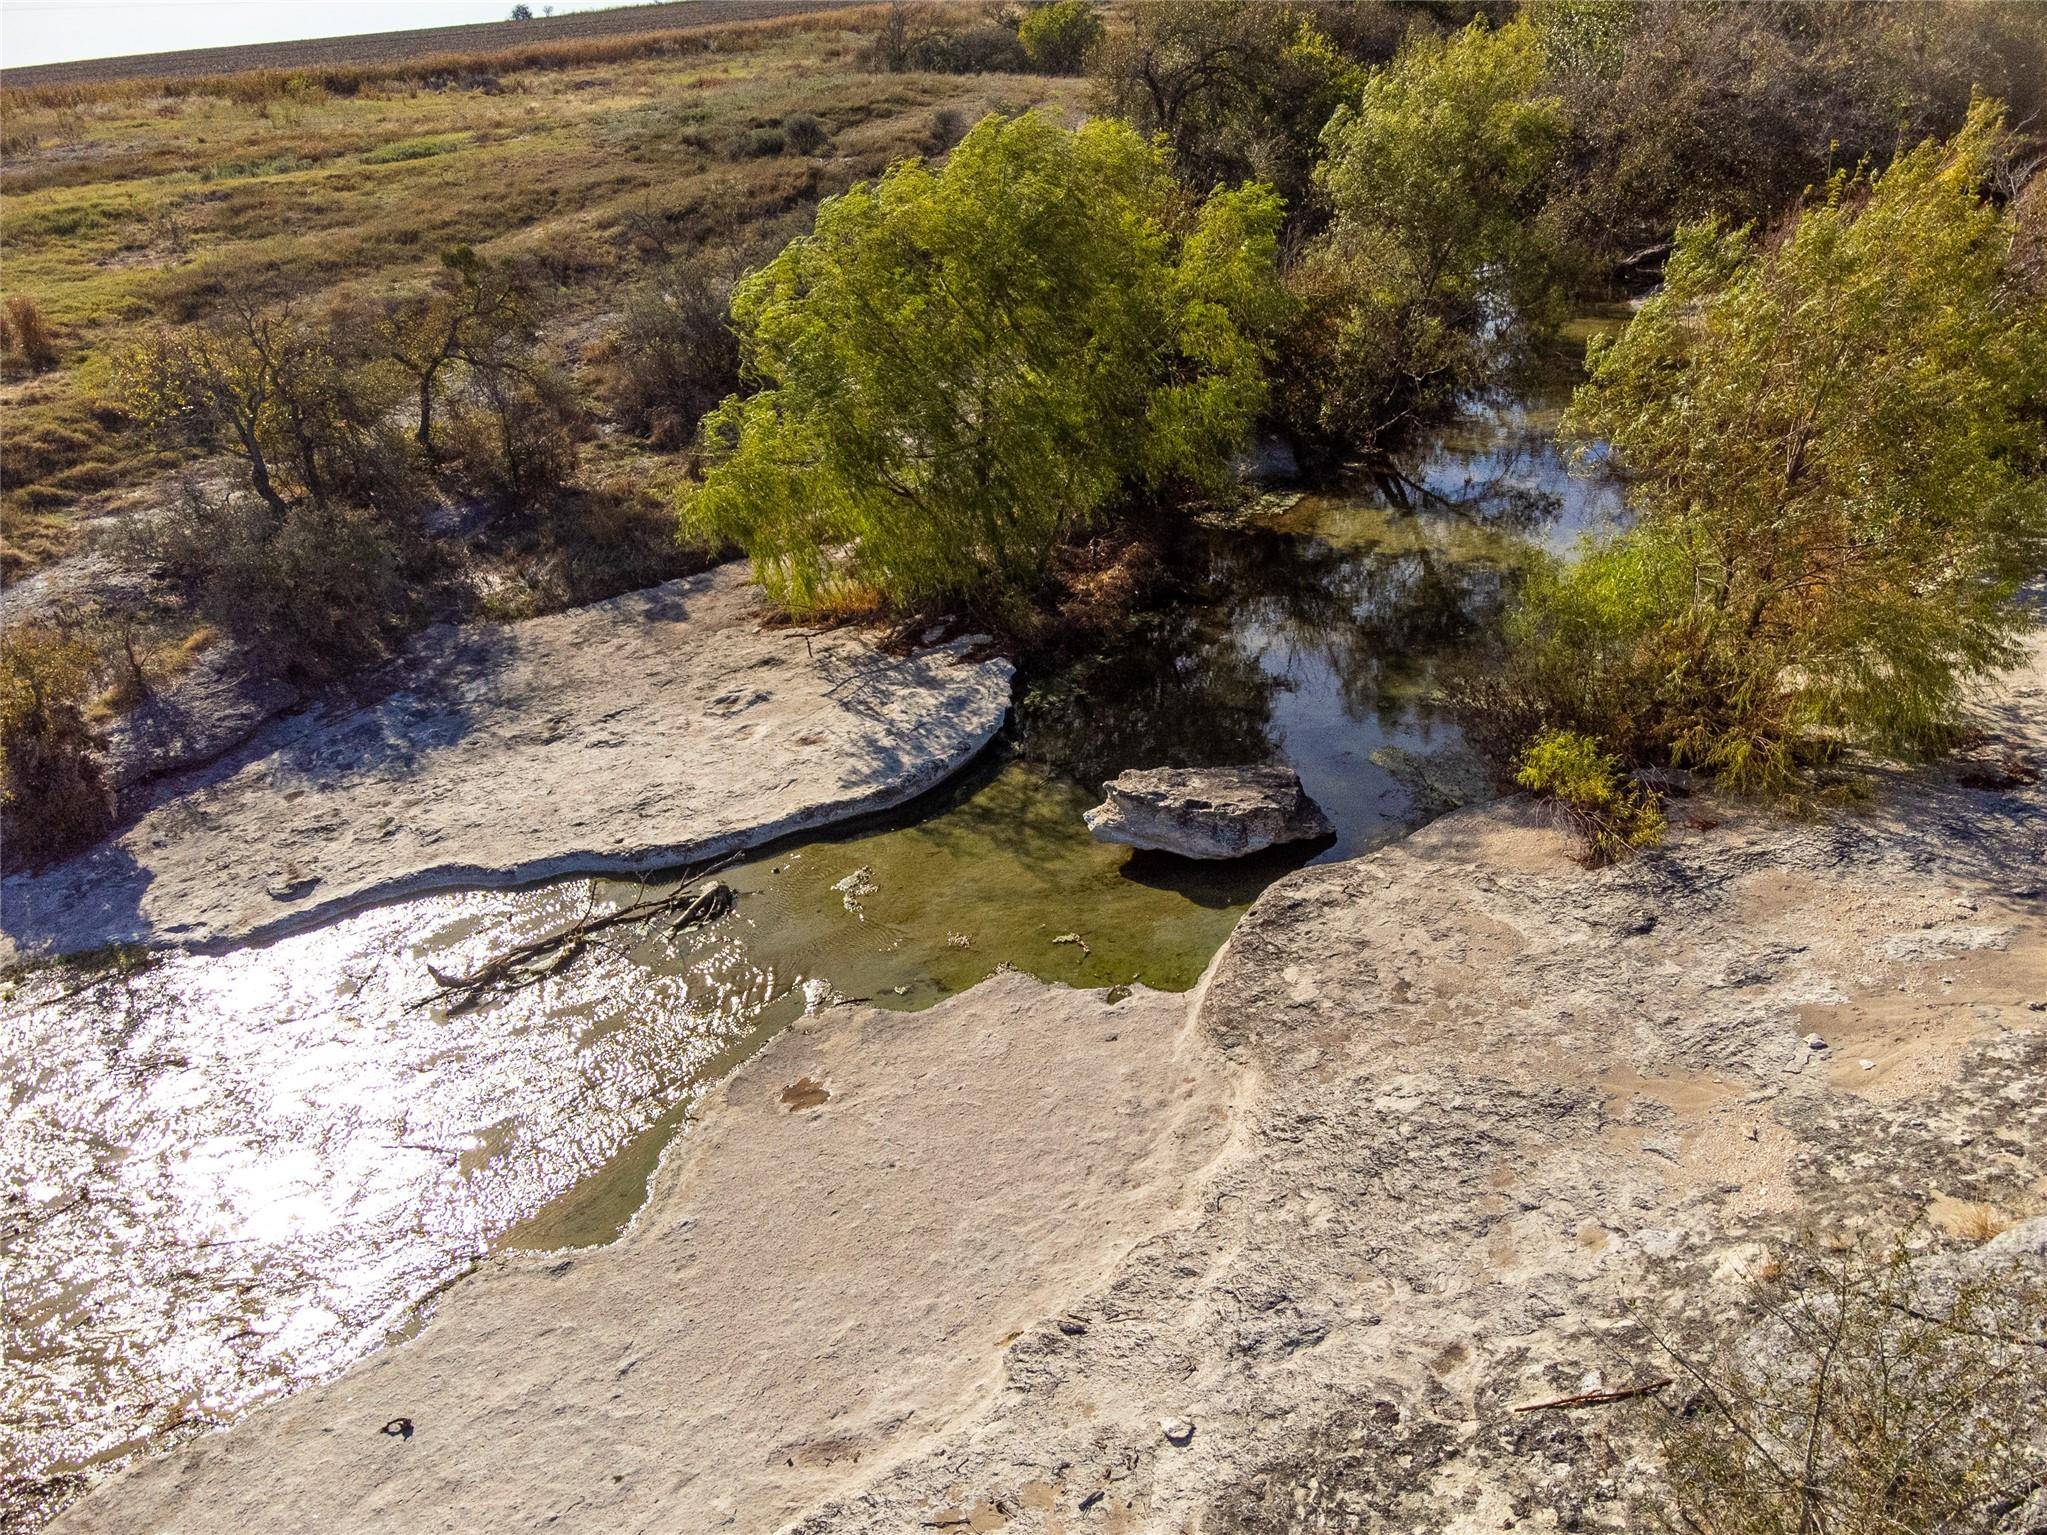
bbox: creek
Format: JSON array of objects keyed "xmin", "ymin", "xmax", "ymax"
[{"xmin": 1, "ymin": 347, "xmax": 1621, "ymax": 1508}]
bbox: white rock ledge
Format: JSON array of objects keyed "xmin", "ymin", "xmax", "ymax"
[{"xmin": 0, "ymin": 564, "xmax": 1013, "ymax": 960}]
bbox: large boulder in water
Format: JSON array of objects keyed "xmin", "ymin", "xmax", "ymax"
[{"xmin": 1084, "ymin": 765, "xmax": 1334, "ymax": 860}]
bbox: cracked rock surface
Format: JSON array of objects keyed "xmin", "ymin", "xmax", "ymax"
[
  {"xmin": 2, "ymin": 563, "xmax": 1012, "ymax": 959},
  {"xmin": 57, "ymin": 636, "xmax": 2045, "ymax": 1534}
]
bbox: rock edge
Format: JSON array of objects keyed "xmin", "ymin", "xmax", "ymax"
[{"xmin": 1, "ymin": 564, "xmax": 1013, "ymax": 960}]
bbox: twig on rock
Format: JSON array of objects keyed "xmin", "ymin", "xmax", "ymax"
[{"xmin": 1512, "ymin": 1377, "xmax": 1674, "ymax": 1413}]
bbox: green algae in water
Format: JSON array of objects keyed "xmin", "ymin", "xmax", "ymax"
[
  {"xmin": 711, "ymin": 755, "xmax": 1298, "ymax": 996},
  {"xmin": 498, "ymin": 754, "xmax": 1312, "ymax": 1248},
  {"xmin": 558, "ymin": 729, "xmax": 1348, "ymax": 1021}
]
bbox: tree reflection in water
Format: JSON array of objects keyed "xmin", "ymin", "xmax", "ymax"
[{"xmin": 1015, "ymin": 380, "xmax": 1621, "ymax": 857}]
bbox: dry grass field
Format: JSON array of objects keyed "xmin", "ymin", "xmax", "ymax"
[
  {"xmin": 0, "ymin": 3, "xmax": 1083, "ymax": 575},
  {"xmin": 4, "ymin": 1, "xmax": 859, "ymax": 89}
]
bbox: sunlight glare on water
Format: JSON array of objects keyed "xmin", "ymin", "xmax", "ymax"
[{"xmin": 2, "ymin": 351, "xmax": 1624, "ymax": 1504}]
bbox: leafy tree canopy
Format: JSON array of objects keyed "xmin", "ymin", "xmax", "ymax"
[
  {"xmin": 1089, "ymin": 0, "xmax": 1368, "ymax": 229},
  {"xmin": 681, "ymin": 112, "xmax": 1284, "ymax": 616},
  {"xmin": 1535, "ymin": 102, "xmax": 2047, "ymax": 786},
  {"xmin": 1537, "ymin": 2, "xmax": 2047, "ymax": 270},
  {"xmin": 1018, "ymin": 0, "xmax": 1103, "ymax": 75},
  {"xmin": 1282, "ymin": 18, "xmax": 1568, "ymax": 449}
]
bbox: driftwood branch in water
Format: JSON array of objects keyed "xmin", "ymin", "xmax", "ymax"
[
  {"xmin": 1512, "ymin": 1377, "xmax": 1674, "ymax": 1413},
  {"xmin": 412, "ymin": 877, "xmax": 734, "ymax": 1011}
]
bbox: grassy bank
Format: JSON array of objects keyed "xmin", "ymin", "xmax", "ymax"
[{"xmin": 0, "ymin": 7, "xmax": 1081, "ymax": 575}]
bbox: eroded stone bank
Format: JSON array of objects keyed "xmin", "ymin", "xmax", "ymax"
[
  {"xmin": 42, "ymin": 378, "xmax": 2042, "ymax": 1534},
  {"xmin": 8, "ymin": 387, "xmax": 1614, "ymax": 1528},
  {"xmin": 49, "ymin": 631, "xmax": 2047, "ymax": 1535}
]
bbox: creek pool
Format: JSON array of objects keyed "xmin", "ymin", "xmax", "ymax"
[{"xmin": 0, "ymin": 364, "xmax": 1621, "ymax": 1515}]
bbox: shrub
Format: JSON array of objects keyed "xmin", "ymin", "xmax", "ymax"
[
  {"xmin": 1634, "ymin": 1230, "xmax": 2047, "ymax": 1535},
  {"xmin": 780, "ymin": 112, "xmax": 829, "ymax": 156},
  {"xmin": 143, "ymin": 487, "xmax": 425, "ymax": 686},
  {"xmin": 1541, "ymin": 3, "xmax": 2047, "ymax": 274},
  {"xmin": 743, "ymin": 125, "xmax": 786, "ymax": 157},
  {"xmin": 487, "ymin": 480, "xmax": 717, "ymax": 615},
  {"xmin": 1287, "ymin": 18, "xmax": 1567, "ymax": 449},
  {"xmin": 1446, "ymin": 530, "xmax": 1692, "ymax": 776},
  {"xmin": 4, "ymin": 296, "xmax": 58, "ymax": 372},
  {"xmin": 928, "ymin": 106, "xmax": 966, "ymax": 152},
  {"xmin": 1090, "ymin": 2, "xmax": 1368, "ymax": 227},
  {"xmin": 911, "ymin": 22, "xmax": 1029, "ymax": 75},
  {"xmin": 603, "ymin": 263, "xmax": 740, "ymax": 451},
  {"xmin": 380, "ymin": 244, "xmax": 536, "ymax": 458},
  {"xmin": 118, "ymin": 296, "xmax": 404, "ymax": 516},
  {"xmin": 1545, "ymin": 104, "xmax": 2047, "ymax": 792},
  {"xmin": 681, "ymin": 112, "xmax": 1284, "ymax": 618},
  {"xmin": 865, "ymin": 3, "xmax": 935, "ymax": 71},
  {"xmin": 0, "ymin": 624, "xmax": 113, "ymax": 870},
  {"xmin": 865, "ymin": 5, "xmax": 1027, "ymax": 75},
  {"xmin": 1019, "ymin": 0, "xmax": 1103, "ymax": 74},
  {"xmin": 444, "ymin": 363, "xmax": 586, "ymax": 507},
  {"xmin": 1514, "ymin": 727, "xmax": 1664, "ymax": 863}
]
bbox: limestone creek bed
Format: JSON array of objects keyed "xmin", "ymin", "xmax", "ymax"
[{"xmin": 1, "ymin": 382, "xmax": 1620, "ymax": 1523}]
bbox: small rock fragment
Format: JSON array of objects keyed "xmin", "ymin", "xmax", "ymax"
[
  {"xmin": 1804, "ymin": 1032, "xmax": 1827, "ymax": 1050},
  {"xmin": 1084, "ymin": 765, "xmax": 1333, "ymax": 859},
  {"xmin": 1859, "ymin": 1058, "xmax": 1876, "ymax": 1071},
  {"xmin": 831, "ymin": 866, "xmax": 877, "ymax": 910},
  {"xmin": 1160, "ymin": 1417, "xmax": 1195, "ymax": 1446},
  {"xmin": 265, "ymin": 867, "xmax": 319, "ymax": 901}
]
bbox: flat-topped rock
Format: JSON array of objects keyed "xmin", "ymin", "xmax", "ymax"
[
  {"xmin": 0, "ymin": 563, "xmax": 1013, "ymax": 959},
  {"xmin": 52, "ymin": 972, "xmax": 1224, "ymax": 1535},
  {"xmin": 1083, "ymin": 764, "xmax": 1334, "ymax": 859}
]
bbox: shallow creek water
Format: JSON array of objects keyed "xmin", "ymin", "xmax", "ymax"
[{"xmin": 1, "ymin": 368, "xmax": 1621, "ymax": 1503}]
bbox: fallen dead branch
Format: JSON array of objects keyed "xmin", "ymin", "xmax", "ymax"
[
  {"xmin": 1512, "ymin": 1377, "xmax": 1673, "ymax": 1413},
  {"xmin": 412, "ymin": 876, "xmax": 733, "ymax": 1011}
]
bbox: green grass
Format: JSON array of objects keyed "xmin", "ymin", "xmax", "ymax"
[
  {"xmin": 361, "ymin": 134, "xmax": 465, "ymax": 165},
  {"xmin": 201, "ymin": 153, "xmax": 314, "ymax": 179},
  {"xmin": 0, "ymin": 22, "xmax": 1083, "ymax": 574}
]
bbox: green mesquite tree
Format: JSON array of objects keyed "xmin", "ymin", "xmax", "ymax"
[
  {"xmin": 1540, "ymin": 101, "xmax": 2047, "ymax": 786},
  {"xmin": 681, "ymin": 112, "xmax": 1284, "ymax": 616},
  {"xmin": 1284, "ymin": 18, "xmax": 1568, "ymax": 449}
]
